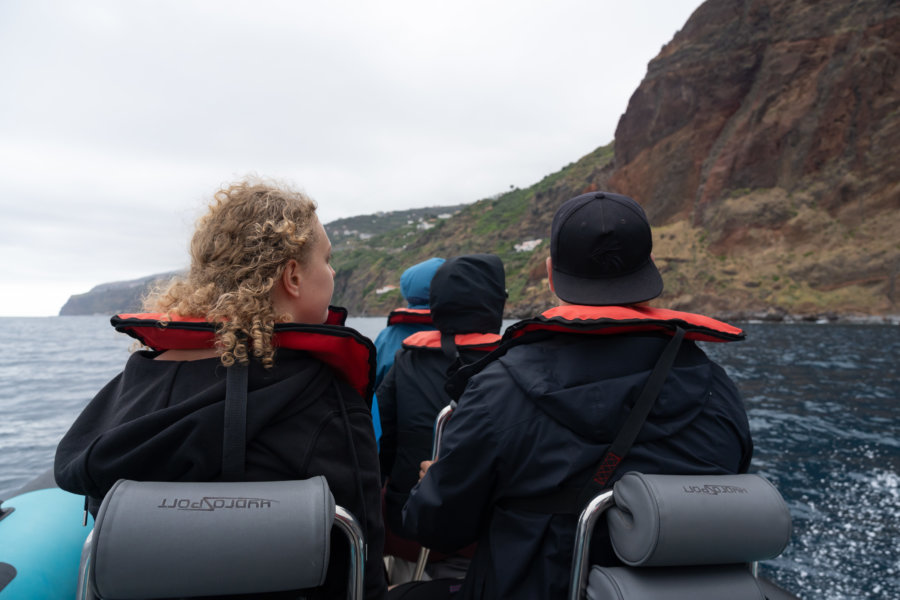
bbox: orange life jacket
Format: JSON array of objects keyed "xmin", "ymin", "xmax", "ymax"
[
  {"xmin": 111, "ymin": 306, "xmax": 375, "ymax": 400},
  {"xmin": 444, "ymin": 304, "xmax": 742, "ymax": 401},
  {"xmin": 504, "ymin": 304, "xmax": 744, "ymax": 343},
  {"xmin": 402, "ymin": 330, "xmax": 502, "ymax": 352}
]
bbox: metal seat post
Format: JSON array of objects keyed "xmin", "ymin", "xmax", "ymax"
[
  {"xmin": 411, "ymin": 403, "xmax": 455, "ymax": 580},
  {"xmin": 567, "ymin": 490, "xmax": 615, "ymax": 600}
]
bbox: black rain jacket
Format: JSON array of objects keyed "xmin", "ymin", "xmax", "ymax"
[
  {"xmin": 379, "ymin": 253, "xmax": 506, "ymax": 542},
  {"xmin": 378, "ymin": 343, "xmax": 493, "ymax": 538},
  {"xmin": 54, "ymin": 348, "xmax": 387, "ymax": 600},
  {"xmin": 402, "ymin": 331, "xmax": 753, "ymax": 599}
]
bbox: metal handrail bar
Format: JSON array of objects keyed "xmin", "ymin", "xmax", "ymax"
[
  {"xmin": 76, "ymin": 529, "xmax": 94, "ymax": 600},
  {"xmin": 411, "ymin": 403, "xmax": 455, "ymax": 580},
  {"xmin": 566, "ymin": 490, "xmax": 615, "ymax": 600},
  {"xmin": 334, "ymin": 506, "xmax": 366, "ymax": 600}
]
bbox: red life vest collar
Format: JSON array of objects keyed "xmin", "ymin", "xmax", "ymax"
[
  {"xmin": 386, "ymin": 307, "xmax": 433, "ymax": 327},
  {"xmin": 402, "ymin": 330, "xmax": 502, "ymax": 352},
  {"xmin": 504, "ymin": 305, "xmax": 744, "ymax": 343},
  {"xmin": 111, "ymin": 306, "xmax": 375, "ymax": 400}
]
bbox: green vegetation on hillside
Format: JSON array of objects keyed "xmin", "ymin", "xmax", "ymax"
[{"xmin": 330, "ymin": 142, "xmax": 616, "ymax": 317}]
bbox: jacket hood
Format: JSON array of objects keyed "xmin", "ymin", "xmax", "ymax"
[
  {"xmin": 496, "ymin": 334, "xmax": 713, "ymax": 441},
  {"xmin": 400, "ymin": 257, "xmax": 445, "ymax": 308},
  {"xmin": 429, "ymin": 254, "xmax": 507, "ymax": 335}
]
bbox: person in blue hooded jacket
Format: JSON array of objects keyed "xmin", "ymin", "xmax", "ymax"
[{"xmin": 371, "ymin": 257, "xmax": 445, "ymax": 446}]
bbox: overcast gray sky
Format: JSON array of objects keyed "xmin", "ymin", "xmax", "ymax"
[{"xmin": 0, "ymin": 0, "xmax": 702, "ymax": 316}]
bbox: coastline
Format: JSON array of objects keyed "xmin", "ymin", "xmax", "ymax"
[
  {"xmin": 716, "ymin": 311, "xmax": 900, "ymax": 326},
  {"xmin": 4, "ymin": 312, "xmax": 899, "ymax": 326}
]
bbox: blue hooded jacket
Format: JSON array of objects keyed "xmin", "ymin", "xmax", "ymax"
[{"xmin": 371, "ymin": 257, "xmax": 445, "ymax": 445}]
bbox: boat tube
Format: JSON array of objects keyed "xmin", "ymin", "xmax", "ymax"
[{"xmin": 0, "ymin": 469, "xmax": 92, "ymax": 599}]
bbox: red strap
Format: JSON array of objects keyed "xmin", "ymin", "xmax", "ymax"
[{"xmin": 591, "ymin": 453, "xmax": 622, "ymax": 486}]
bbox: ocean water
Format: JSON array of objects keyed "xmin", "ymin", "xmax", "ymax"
[{"xmin": 1, "ymin": 316, "xmax": 898, "ymax": 599}]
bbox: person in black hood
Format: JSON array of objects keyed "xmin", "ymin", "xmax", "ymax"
[
  {"xmin": 54, "ymin": 177, "xmax": 387, "ymax": 600},
  {"xmin": 402, "ymin": 192, "xmax": 753, "ymax": 599},
  {"xmin": 378, "ymin": 254, "xmax": 506, "ymax": 585}
]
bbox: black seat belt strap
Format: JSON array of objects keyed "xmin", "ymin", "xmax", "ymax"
[
  {"xmin": 440, "ymin": 331, "xmax": 459, "ymax": 361},
  {"xmin": 222, "ymin": 362, "xmax": 249, "ymax": 481},
  {"xmin": 498, "ymin": 328, "xmax": 686, "ymax": 514},
  {"xmin": 573, "ymin": 326, "xmax": 685, "ymax": 508}
]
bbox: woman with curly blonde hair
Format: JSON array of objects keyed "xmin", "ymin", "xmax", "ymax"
[
  {"xmin": 55, "ymin": 178, "xmax": 388, "ymax": 599},
  {"xmin": 146, "ymin": 177, "xmax": 333, "ymax": 366}
]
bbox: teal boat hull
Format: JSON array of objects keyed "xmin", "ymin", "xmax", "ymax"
[{"xmin": 0, "ymin": 472, "xmax": 92, "ymax": 599}]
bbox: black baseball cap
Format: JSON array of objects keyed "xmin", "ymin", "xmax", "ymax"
[{"xmin": 550, "ymin": 191, "xmax": 663, "ymax": 306}]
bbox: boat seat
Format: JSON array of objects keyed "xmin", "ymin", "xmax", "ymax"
[
  {"xmin": 568, "ymin": 472, "xmax": 792, "ymax": 600},
  {"xmin": 76, "ymin": 476, "xmax": 365, "ymax": 600}
]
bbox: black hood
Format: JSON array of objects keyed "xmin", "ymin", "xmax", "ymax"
[
  {"xmin": 497, "ymin": 334, "xmax": 714, "ymax": 441},
  {"xmin": 429, "ymin": 254, "xmax": 506, "ymax": 334}
]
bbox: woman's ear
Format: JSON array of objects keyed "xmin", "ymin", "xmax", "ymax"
[
  {"xmin": 280, "ymin": 259, "xmax": 303, "ymax": 298},
  {"xmin": 271, "ymin": 259, "xmax": 304, "ymax": 322}
]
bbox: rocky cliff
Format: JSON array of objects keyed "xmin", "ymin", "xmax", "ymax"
[{"xmin": 608, "ymin": 0, "xmax": 899, "ymax": 317}]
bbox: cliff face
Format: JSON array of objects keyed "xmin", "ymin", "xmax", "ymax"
[
  {"xmin": 613, "ymin": 0, "xmax": 899, "ymax": 221},
  {"xmin": 607, "ymin": 0, "xmax": 899, "ymax": 317}
]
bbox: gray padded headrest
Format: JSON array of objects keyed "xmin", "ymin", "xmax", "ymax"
[
  {"xmin": 586, "ymin": 564, "xmax": 765, "ymax": 600},
  {"xmin": 607, "ymin": 472, "xmax": 791, "ymax": 567},
  {"xmin": 91, "ymin": 477, "xmax": 335, "ymax": 599}
]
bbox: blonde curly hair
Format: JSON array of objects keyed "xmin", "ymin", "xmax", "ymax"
[{"xmin": 145, "ymin": 177, "xmax": 319, "ymax": 368}]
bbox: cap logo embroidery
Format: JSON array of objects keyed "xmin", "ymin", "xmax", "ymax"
[{"xmin": 589, "ymin": 234, "xmax": 624, "ymax": 273}]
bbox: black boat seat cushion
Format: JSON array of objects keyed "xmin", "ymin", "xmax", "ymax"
[
  {"xmin": 90, "ymin": 477, "xmax": 334, "ymax": 599},
  {"xmin": 586, "ymin": 472, "xmax": 791, "ymax": 600}
]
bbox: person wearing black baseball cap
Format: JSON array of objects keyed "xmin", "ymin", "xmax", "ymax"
[{"xmin": 403, "ymin": 192, "xmax": 753, "ymax": 599}]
